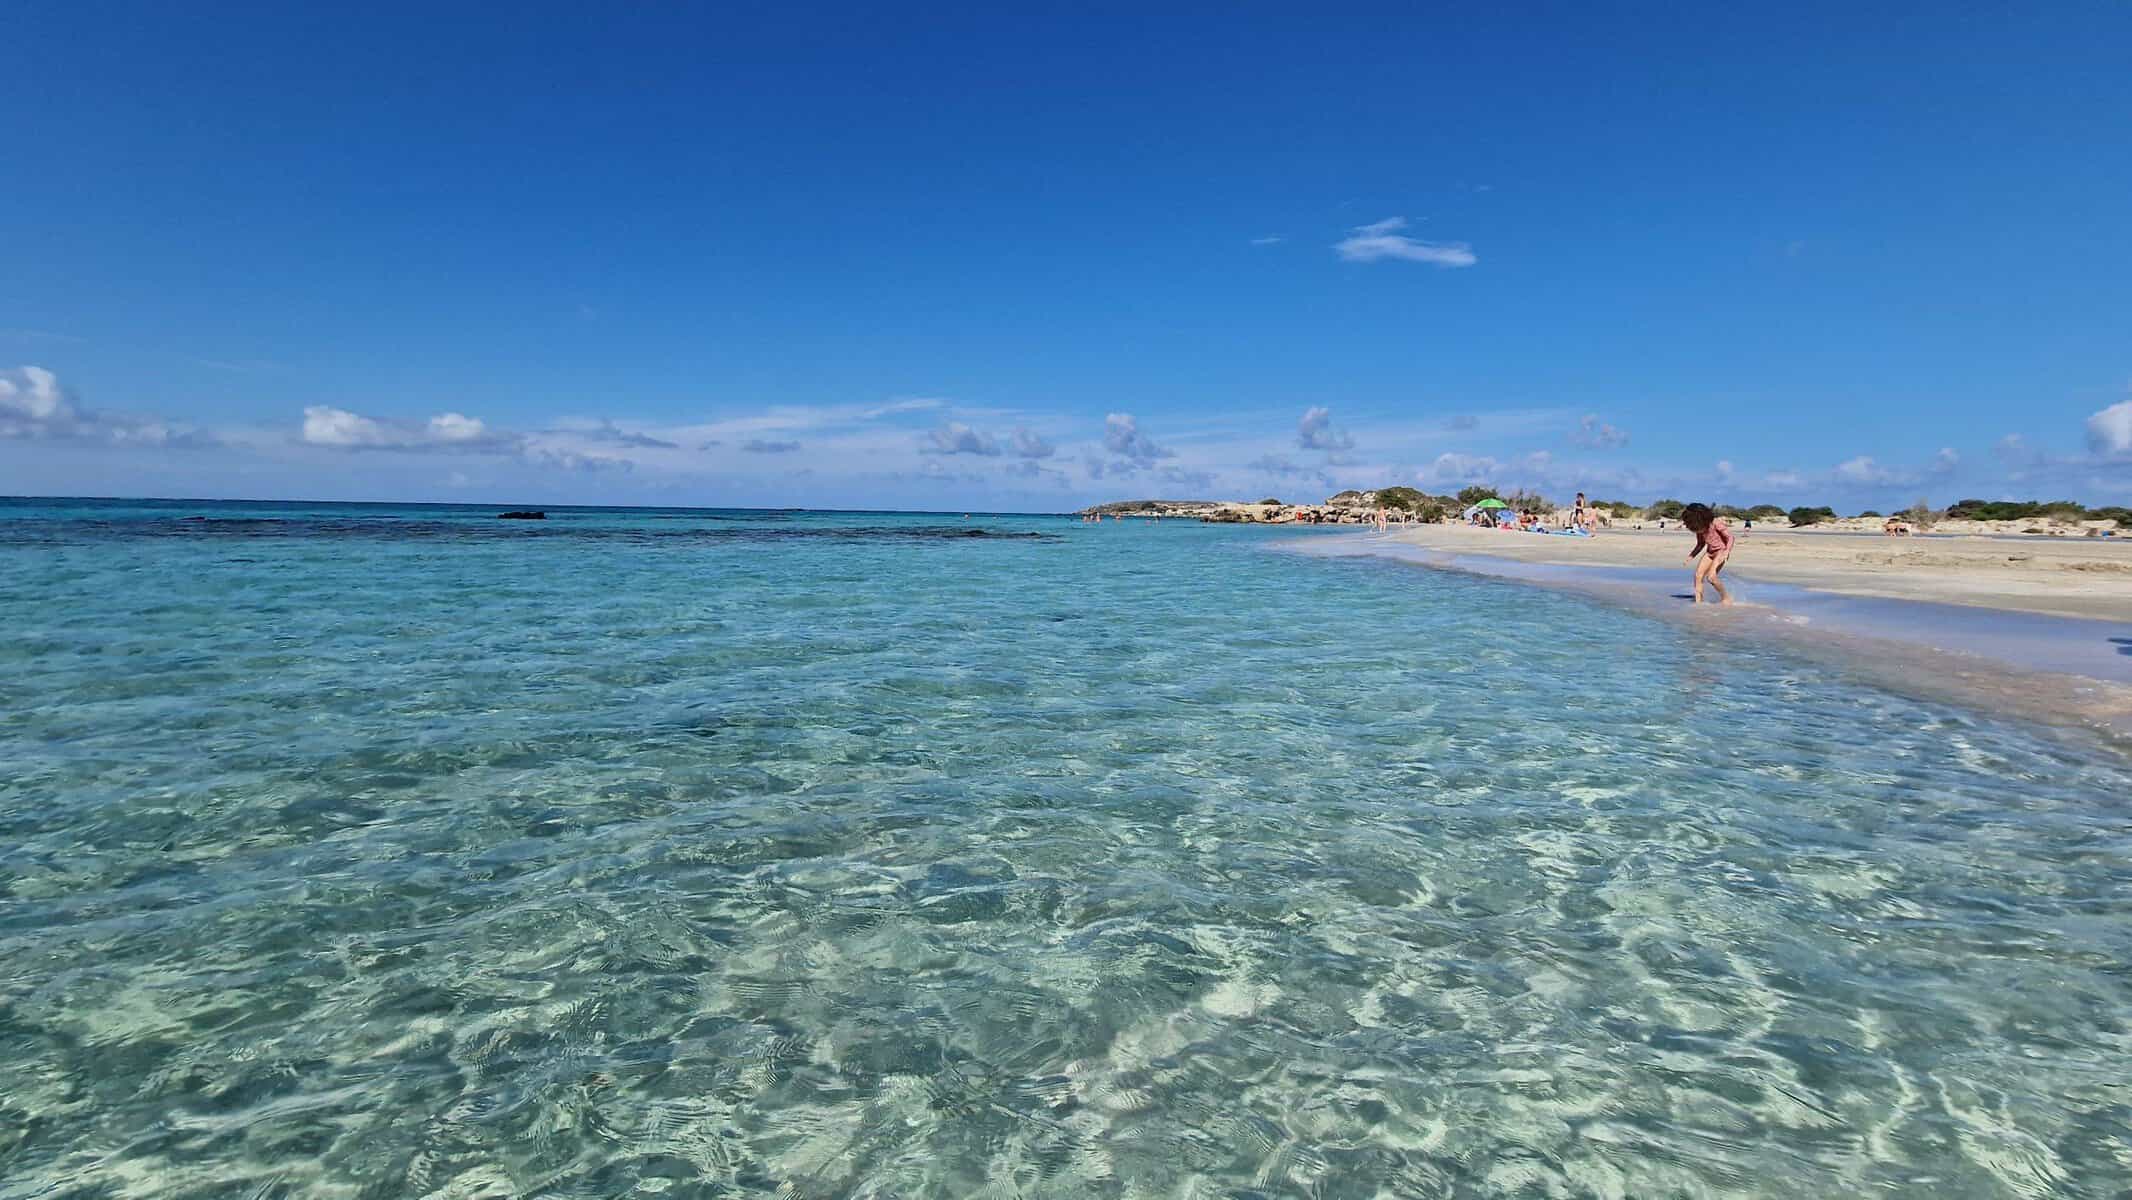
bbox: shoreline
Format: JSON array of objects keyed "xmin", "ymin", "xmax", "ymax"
[
  {"xmin": 1381, "ymin": 522, "xmax": 2132, "ymax": 622},
  {"xmin": 1283, "ymin": 528, "xmax": 2132, "ymax": 742}
]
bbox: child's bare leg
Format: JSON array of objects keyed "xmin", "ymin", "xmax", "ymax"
[
  {"xmin": 1692, "ymin": 557, "xmax": 1709, "ymax": 603},
  {"xmin": 1707, "ymin": 558, "xmax": 1732, "ymax": 605}
]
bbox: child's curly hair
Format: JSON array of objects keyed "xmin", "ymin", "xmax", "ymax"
[{"xmin": 1679, "ymin": 503, "xmax": 1715, "ymax": 532}]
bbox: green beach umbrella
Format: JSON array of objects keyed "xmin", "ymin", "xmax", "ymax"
[{"xmin": 1473, "ymin": 498, "xmax": 1507, "ymax": 509}]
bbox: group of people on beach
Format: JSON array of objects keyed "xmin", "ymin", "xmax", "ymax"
[
  {"xmin": 1467, "ymin": 492, "xmax": 1607, "ymax": 536},
  {"xmin": 1465, "ymin": 491, "xmax": 1734, "ymax": 604}
]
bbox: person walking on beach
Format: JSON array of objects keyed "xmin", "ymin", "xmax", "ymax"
[{"xmin": 1680, "ymin": 503, "xmax": 1734, "ymax": 605}]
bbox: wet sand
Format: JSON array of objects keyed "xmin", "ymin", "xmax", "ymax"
[
  {"xmin": 1284, "ymin": 528, "xmax": 2132, "ymax": 742},
  {"xmin": 1385, "ymin": 524, "xmax": 2132, "ymax": 622}
]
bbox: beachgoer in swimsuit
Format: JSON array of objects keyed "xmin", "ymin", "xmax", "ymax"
[{"xmin": 1679, "ymin": 502, "xmax": 1733, "ymax": 605}]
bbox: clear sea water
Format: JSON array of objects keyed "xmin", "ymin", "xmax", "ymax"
[{"xmin": 3, "ymin": 498, "xmax": 2129, "ymax": 1199}]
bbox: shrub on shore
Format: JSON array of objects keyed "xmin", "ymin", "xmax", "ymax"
[
  {"xmin": 1788, "ymin": 505, "xmax": 1837, "ymax": 527},
  {"xmin": 1716, "ymin": 504, "xmax": 1785, "ymax": 522},
  {"xmin": 1944, "ymin": 498, "xmax": 2093, "ymax": 523},
  {"xmin": 1645, "ymin": 499, "xmax": 1686, "ymax": 520}
]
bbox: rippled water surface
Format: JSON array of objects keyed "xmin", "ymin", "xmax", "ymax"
[{"xmin": 4, "ymin": 498, "xmax": 2129, "ymax": 1198}]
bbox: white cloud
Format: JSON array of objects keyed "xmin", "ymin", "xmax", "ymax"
[
  {"xmin": 0, "ymin": 365, "xmax": 205, "ymax": 446},
  {"xmin": 1932, "ymin": 446, "xmax": 1960, "ymax": 471},
  {"xmin": 1570, "ymin": 414, "xmax": 1628, "ymax": 449},
  {"xmin": 0, "ymin": 365, "xmax": 73, "ymax": 429},
  {"xmin": 2087, "ymin": 400, "xmax": 2132, "ymax": 456},
  {"xmin": 1103, "ymin": 413, "xmax": 1172, "ymax": 462},
  {"xmin": 300, "ymin": 406, "xmax": 388, "ymax": 447},
  {"xmin": 1415, "ymin": 452, "xmax": 1503, "ymax": 488},
  {"xmin": 741, "ymin": 439, "xmax": 802, "ymax": 454},
  {"xmin": 1249, "ymin": 236, "xmax": 1284, "ymax": 246},
  {"xmin": 1010, "ymin": 427, "xmax": 1054, "ymax": 459},
  {"xmin": 426, "ymin": 412, "xmax": 491, "ymax": 443},
  {"xmin": 1715, "ymin": 460, "xmax": 1737, "ymax": 483},
  {"xmin": 1833, "ymin": 455, "xmax": 1891, "ymax": 484},
  {"xmin": 300, "ymin": 405, "xmax": 518, "ymax": 452},
  {"xmin": 1334, "ymin": 216, "xmax": 1477, "ymax": 267},
  {"xmin": 1296, "ymin": 406, "xmax": 1354, "ymax": 452},
  {"xmin": 925, "ymin": 421, "xmax": 1001, "ymax": 456}
]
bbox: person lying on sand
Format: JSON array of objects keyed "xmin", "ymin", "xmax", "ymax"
[{"xmin": 1680, "ymin": 502, "xmax": 1734, "ymax": 605}]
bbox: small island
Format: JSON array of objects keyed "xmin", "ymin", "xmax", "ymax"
[{"xmin": 497, "ymin": 510, "xmax": 547, "ymax": 520}]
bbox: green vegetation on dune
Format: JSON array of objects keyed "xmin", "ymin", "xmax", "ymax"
[
  {"xmin": 1945, "ymin": 498, "xmax": 2090, "ymax": 522},
  {"xmin": 1080, "ymin": 489, "xmax": 2132, "ymax": 530}
]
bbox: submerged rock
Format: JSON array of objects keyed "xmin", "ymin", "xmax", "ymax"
[{"xmin": 497, "ymin": 510, "xmax": 546, "ymax": 520}]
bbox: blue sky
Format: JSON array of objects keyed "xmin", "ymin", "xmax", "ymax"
[{"xmin": 5, "ymin": 1, "xmax": 2130, "ymax": 511}]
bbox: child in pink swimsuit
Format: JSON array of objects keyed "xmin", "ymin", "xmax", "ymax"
[{"xmin": 1679, "ymin": 503, "xmax": 1733, "ymax": 605}]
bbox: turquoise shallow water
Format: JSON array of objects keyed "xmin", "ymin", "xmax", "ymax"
[{"xmin": 3, "ymin": 498, "xmax": 2130, "ymax": 1198}]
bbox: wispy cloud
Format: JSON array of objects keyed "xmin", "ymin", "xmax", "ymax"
[
  {"xmin": 1010, "ymin": 427, "xmax": 1055, "ymax": 459},
  {"xmin": 1833, "ymin": 455, "xmax": 1893, "ymax": 484},
  {"xmin": 1333, "ymin": 216, "xmax": 1477, "ymax": 268},
  {"xmin": 1249, "ymin": 236, "xmax": 1284, "ymax": 246},
  {"xmin": 558, "ymin": 418, "xmax": 679, "ymax": 449},
  {"xmin": 741, "ymin": 439, "xmax": 802, "ymax": 454},
  {"xmin": 1245, "ymin": 453, "xmax": 1333, "ymax": 486},
  {"xmin": 925, "ymin": 421, "xmax": 1001, "ymax": 456},
  {"xmin": 1296, "ymin": 406, "xmax": 1354, "ymax": 452},
  {"xmin": 863, "ymin": 397, "xmax": 948, "ymax": 420},
  {"xmin": 1103, "ymin": 412, "xmax": 1173, "ymax": 462},
  {"xmin": 0, "ymin": 328, "xmax": 87, "ymax": 344},
  {"xmin": 1414, "ymin": 451, "xmax": 1503, "ymax": 488},
  {"xmin": 530, "ymin": 448, "xmax": 632, "ymax": 472},
  {"xmin": 1570, "ymin": 414, "xmax": 1628, "ymax": 449}
]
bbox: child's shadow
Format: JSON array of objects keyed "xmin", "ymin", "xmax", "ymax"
[{"xmin": 2112, "ymin": 637, "xmax": 2132, "ymax": 657}]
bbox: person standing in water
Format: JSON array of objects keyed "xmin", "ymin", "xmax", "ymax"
[{"xmin": 1679, "ymin": 503, "xmax": 1734, "ymax": 605}]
